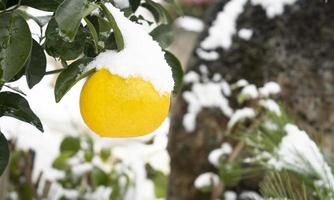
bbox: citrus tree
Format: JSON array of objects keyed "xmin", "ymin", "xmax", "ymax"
[{"xmin": 0, "ymin": 0, "xmax": 183, "ymax": 177}]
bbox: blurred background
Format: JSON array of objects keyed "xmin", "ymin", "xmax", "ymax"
[{"xmin": 1, "ymin": 0, "xmax": 334, "ymax": 199}]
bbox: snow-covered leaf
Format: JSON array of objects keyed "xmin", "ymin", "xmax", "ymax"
[
  {"xmin": 45, "ymin": 18, "xmax": 86, "ymax": 60},
  {"xmin": 55, "ymin": 0, "xmax": 98, "ymax": 41}
]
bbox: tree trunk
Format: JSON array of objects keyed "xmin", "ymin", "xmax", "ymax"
[{"xmin": 167, "ymin": 0, "xmax": 334, "ymax": 199}]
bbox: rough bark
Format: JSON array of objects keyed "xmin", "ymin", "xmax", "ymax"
[{"xmin": 167, "ymin": 0, "xmax": 334, "ymax": 199}]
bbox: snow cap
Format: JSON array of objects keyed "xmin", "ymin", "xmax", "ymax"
[{"xmin": 87, "ymin": 4, "xmax": 174, "ymax": 95}]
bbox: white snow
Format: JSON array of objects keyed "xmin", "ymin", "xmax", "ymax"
[
  {"xmin": 224, "ymin": 191, "xmax": 237, "ymax": 200},
  {"xmin": 259, "ymin": 81, "xmax": 281, "ymax": 97},
  {"xmin": 272, "ymin": 124, "xmax": 334, "ymax": 189},
  {"xmin": 250, "ymin": 0, "xmax": 298, "ymax": 18},
  {"xmin": 240, "ymin": 191, "xmax": 263, "ymax": 200},
  {"xmin": 228, "ymin": 107, "xmax": 256, "ymax": 128},
  {"xmin": 114, "ymin": 0, "xmax": 130, "ymax": 9},
  {"xmin": 85, "ymin": 186, "xmax": 112, "ymax": 200},
  {"xmin": 238, "ymin": 28, "xmax": 253, "ymax": 40},
  {"xmin": 196, "ymin": 48, "xmax": 220, "ymax": 61},
  {"xmin": 240, "ymin": 84, "xmax": 259, "ymax": 100},
  {"xmin": 183, "ymin": 82, "xmax": 233, "ymax": 132},
  {"xmin": 87, "ymin": 4, "xmax": 174, "ymax": 95},
  {"xmin": 233, "ymin": 79, "xmax": 249, "ymax": 88},
  {"xmin": 175, "ymin": 16, "xmax": 204, "ymax": 32},
  {"xmin": 194, "ymin": 172, "xmax": 220, "ymax": 189},
  {"xmin": 201, "ymin": 0, "xmax": 248, "ymax": 50},
  {"xmin": 208, "ymin": 143, "xmax": 233, "ymax": 167},
  {"xmin": 183, "ymin": 71, "xmax": 200, "ymax": 83},
  {"xmin": 259, "ymin": 99, "xmax": 281, "ymax": 116}
]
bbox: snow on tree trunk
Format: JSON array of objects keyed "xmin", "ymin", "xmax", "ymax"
[{"xmin": 167, "ymin": 0, "xmax": 334, "ymax": 199}]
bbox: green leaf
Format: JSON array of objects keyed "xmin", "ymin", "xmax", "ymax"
[
  {"xmin": 52, "ymin": 151, "xmax": 73, "ymax": 170},
  {"xmin": 150, "ymin": 24, "xmax": 173, "ymax": 49},
  {"xmin": 129, "ymin": 0, "xmax": 140, "ymax": 12},
  {"xmin": 164, "ymin": 51, "xmax": 183, "ymax": 95},
  {"xmin": 60, "ymin": 136, "xmax": 80, "ymax": 155},
  {"xmin": 45, "ymin": 18, "xmax": 86, "ymax": 60},
  {"xmin": 84, "ymin": 17, "xmax": 99, "ymax": 54},
  {"xmin": 25, "ymin": 40, "xmax": 46, "ymax": 89},
  {"xmin": 141, "ymin": 3, "xmax": 159, "ymax": 22},
  {"xmin": 0, "ymin": 132, "xmax": 9, "ymax": 176},
  {"xmin": 0, "ymin": 12, "xmax": 32, "ymax": 82},
  {"xmin": 165, "ymin": 0, "xmax": 183, "ymax": 15},
  {"xmin": 54, "ymin": 58, "xmax": 94, "ymax": 102},
  {"xmin": 55, "ymin": 0, "xmax": 98, "ymax": 41},
  {"xmin": 20, "ymin": 0, "xmax": 63, "ymax": 11},
  {"xmin": 100, "ymin": 148, "xmax": 110, "ymax": 162},
  {"xmin": 0, "ymin": 0, "xmax": 6, "ymax": 10},
  {"xmin": 146, "ymin": 164, "xmax": 167, "ymax": 198},
  {"xmin": 100, "ymin": 3, "xmax": 124, "ymax": 51},
  {"xmin": 98, "ymin": 17, "xmax": 111, "ymax": 33},
  {"xmin": 0, "ymin": 92, "xmax": 43, "ymax": 132},
  {"xmin": 144, "ymin": 0, "xmax": 172, "ymax": 24},
  {"xmin": 91, "ymin": 166, "xmax": 109, "ymax": 187},
  {"xmin": 15, "ymin": 9, "xmax": 52, "ymax": 27}
]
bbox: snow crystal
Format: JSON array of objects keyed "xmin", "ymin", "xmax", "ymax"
[
  {"xmin": 250, "ymin": 0, "xmax": 298, "ymax": 18},
  {"xmin": 238, "ymin": 28, "xmax": 253, "ymax": 40},
  {"xmin": 240, "ymin": 84, "xmax": 258, "ymax": 100},
  {"xmin": 175, "ymin": 16, "xmax": 204, "ymax": 32},
  {"xmin": 201, "ymin": 0, "xmax": 248, "ymax": 50},
  {"xmin": 87, "ymin": 4, "xmax": 174, "ymax": 95},
  {"xmin": 196, "ymin": 48, "xmax": 220, "ymax": 61},
  {"xmin": 259, "ymin": 82, "xmax": 281, "ymax": 97},
  {"xmin": 273, "ymin": 124, "xmax": 334, "ymax": 189},
  {"xmin": 224, "ymin": 191, "xmax": 237, "ymax": 200},
  {"xmin": 183, "ymin": 82, "xmax": 233, "ymax": 132},
  {"xmin": 240, "ymin": 191, "xmax": 263, "ymax": 200},
  {"xmin": 208, "ymin": 143, "xmax": 233, "ymax": 167},
  {"xmin": 194, "ymin": 172, "xmax": 220, "ymax": 189},
  {"xmin": 228, "ymin": 107, "xmax": 256, "ymax": 128},
  {"xmin": 259, "ymin": 99, "xmax": 281, "ymax": 116}
]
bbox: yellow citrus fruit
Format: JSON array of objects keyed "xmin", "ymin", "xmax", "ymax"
[{"xmin": 80, "ymin": 69, "xmax": 170, "ymax": 137}]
